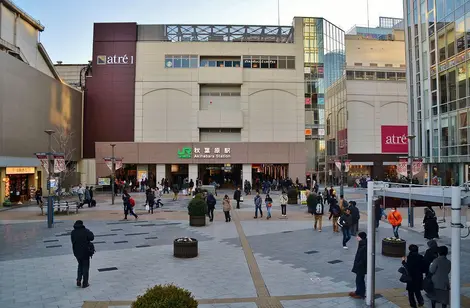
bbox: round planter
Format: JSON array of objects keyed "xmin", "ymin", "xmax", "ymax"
[
  {"xmin": 174, "ymin": 238, "xmax": 198, "ymax": 258},
  {"xmin": 189, "ymin": 215, "xmax": 206, "ymax": 227},
  {"xmin": 382, "ymin": 238, "xmax": 406, "ymax": 258}
]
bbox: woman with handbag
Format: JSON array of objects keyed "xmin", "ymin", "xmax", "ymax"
[
  {"xmin": 387, "ymin": 207, "xmax": 403, "ymax": 238},
  {"xmin": 401, "ymin": 244, "xmax": 426, "ymax": 308},
  {"xmin": 265, "ymin": 194, "xmax": 273, "ymax": 219}
]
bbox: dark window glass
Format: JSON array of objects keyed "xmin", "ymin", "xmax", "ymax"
[
  {"xmin": 458, "ymin": 64, "xmax": 467, "ymax": 98},
  {"xmin": 269, "ymin": 56, "xmax": 278, "ymax": 68},
  {"xmin": 365, "ymin": 71, "xmax": 375, "ymax": 80},
  {"xmin": 216, "ymin": 61, "xmax": 224, "ymax": 67},
  {"xmin": 431, "ymin": 76, "xmax": 437, "ymax": 91},
  {"xmin": 431, "ymin": 50, "xmax": 436, "ymax": 65},
  {"xmin": 278, "ymin": 56, "xmax": 287, "ymax": 69},
  {"xmin": 449, "ymin": 69, "xmax": 457, "ymax": 101},
  {"xmin": 174, "ymin": 56, "xmax": 182, "ymax": 68},
  {"xmin": 377, "ymin": 72, "xmax": 386, "ymax": 80},
  {"xmin": 260, "ymin": 57, "xmax": 269, "ymax": 69},
  {"xmin": 243, "ymin": 57, "xmax": 251, "ymax": 68},
  {"xmin": 251, "ymin": 56, "xmax": 260, "ymax": 68},
  {"xmin": 286, "ymin": 56, "xmax": 295, "ymax": 69},
  {"xmin": 387, "ymin": 72, "xmax": 397, "ymax": 80},
  {"xmin": 439, "ymin": 73, "xmax": 448, "ymax": 103},
  {"xmin": 233, "ymin": 61, "xmax": 241, "ymax": 67},
  {"xmin": 208, "ymin": 61, "xmax": 216, "ymax": 67},
  {"xmin": 346, "ymin": 71, "xmax": 354, "ymax": 80},
  {"xmin": 225, "ymin": 61, "xmax": 233, "ymax": 67},
  {"xmin": 355, "ymin": 71, "xmax": 365, "ymax": 80},
  {"xmin": 397, "ymin": 72, "xmax": 407, "ymax": 80},
  {"xmin": 182, "ymin": 56, "xmax": 189, "ymax": 68}
]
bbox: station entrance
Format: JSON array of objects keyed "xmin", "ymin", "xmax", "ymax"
[{"xmin": 198, "ymin": 164, "xmax": 242, "ymax": 188}]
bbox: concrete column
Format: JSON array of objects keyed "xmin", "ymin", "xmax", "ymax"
[
  {"xmin": 243, "ymin": 164, "xmax": 252, "ymax": 184},
  {"xmin": 0, "ymin": 167, "xmax": 5, "ymax": 204},
  {"xmin": 137, "ymin": 164, "xmax": 149, "ymax": 182},
  {"xmin": 156, "ymin": 164, "xmax": 166, "ymax": 186},
  {"xmin": 188, "ymin": 164, "xmax": 198, "ymax": 183}
]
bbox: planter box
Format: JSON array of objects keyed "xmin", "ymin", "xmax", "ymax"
[
  {"xmin": 174, "ymin": 238, "xmax": 198, "ymax": 258},
  {"xmin": 382, "ymin": 239, "xmax": 406, "ymax": 258},
  {"xmin": 189, "ymin": 215, "xmax": 206, "ymax": 227}
]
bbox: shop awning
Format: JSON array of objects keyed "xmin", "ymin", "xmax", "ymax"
[{"xmin": 0, "ymin": 156, "xmax": 40, "ymax": 167}]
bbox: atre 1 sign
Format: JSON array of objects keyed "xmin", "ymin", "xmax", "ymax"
[{"xmin": 381, "ymin": 125, "xmax": 408, "ymax": 153}]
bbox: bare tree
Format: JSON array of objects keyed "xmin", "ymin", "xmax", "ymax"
[{"xmin": 51, "ymin": 126, "xmax": 77, "ymax": 193}]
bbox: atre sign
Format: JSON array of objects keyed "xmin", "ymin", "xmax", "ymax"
[
  {"xmin": 97, "ymin": 54, "xmax": 134, "ymax": 65},
  {"xmin": 381, "ymin": 125, "xmax": 408, "ymax": 153}
]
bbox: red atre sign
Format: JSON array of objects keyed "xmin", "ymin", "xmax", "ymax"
[{"xmin": 381, "ymin": 125, "xmax": 408, "ymax": 153}]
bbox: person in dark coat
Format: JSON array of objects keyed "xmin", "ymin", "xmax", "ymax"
[
  {"xmin": 423, "ymin": 206, "xmax": 439, "ymax": 240},
  {"xmin": 423, "ymin": 239, "xmax": 439, "ymax": 274},
  {"xmin": 374, "ymin": 197, "xmax": 383, "ymax": 229},
  {"xmin": 233, "ymin": 187, "xmax": 242, "ymax": 209},
  {"xmin": 206, "ymin": 193, "xmax": 216, "ymax": 222},
  {"xmin": 338, "ymin": 208, "xmax": 353, "ymax": 249},
  {"xmin": 350, "ymin": 232, "xmax": 367, "ymax": 299},
  {"xmin": 402, "ymin": 244, "xmax": 426, "ymax": 307},
  {"xmin": 70, "ymin": 220, "xmax": 94, "ymax": 288},
  {"xmin": 349, "ymin": 201, "xmax": 360, "ymax": 236}
]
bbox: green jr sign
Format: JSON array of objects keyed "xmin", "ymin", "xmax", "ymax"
[{"xmin": 177, "ymin": 147, "xmax": 192, "ymax": 159}]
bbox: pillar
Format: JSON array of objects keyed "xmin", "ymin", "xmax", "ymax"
[
  {"xmin": 243, "ymin": 164, "xmax": 252, "ymax": 184},
  {"xmin": 188, "ymin": 164, "xmax": 198, "ymax": 182},
  {"xmin": 137, "ymin": 164, "xmax": 149, "ymax": 182},
  {"xmin": 156, "ymin": 164, "xmax": 166, "ymax": 186},
  {"xmin": 0, "ymin": 167, "xmax": 5, "ymax": 204}
]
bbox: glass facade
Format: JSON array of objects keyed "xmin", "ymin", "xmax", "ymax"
[
  {"xmin": 303, "ymin": 17, "xmax": 345, "ymax": 182},
  {"xmin": 405, "ymin": 0, "xmax": 470, "ymax": 185}
]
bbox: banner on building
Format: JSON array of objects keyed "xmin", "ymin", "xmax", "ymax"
[
  {"xmin": 104, "ymin": 158, "xmax": 123, "ymax": 171},
  {"xmin": 397, "ymin": 158, "xmax": 408, "ymax": 177},
  {"xmin": 335, "ymin": 160, "xmax": 342, "ymax": 171},
  {"xmin": 35, "ymin": 153, "xmax": 49, "ymax": 174},
  {"xmin": 344, "ymin": 160, "xmax": 351, "ymax": 172},
  {"xmin": 412, "ymin": 159, "xmax": 423, "ymax": 176},
  {"xmin": 53, "ymin": 155, "xmax": 66, "ymax": 173},
  {"xmin": 115, "ymin": 159, "xmax": 123, "ymax": 170},
  {"xmin": 104, "ymin": 158, "xmax": 113, "ymax": 171}
]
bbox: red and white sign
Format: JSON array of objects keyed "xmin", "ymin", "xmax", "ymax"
[
  {"xmin": 36, "ymin": 153, "xmax": 49, "ymax": 174},
  {"xmin": 412, "ymin": 159, "xmax": 423, "ymax": 176},
  {"xmin": 116, "ymin": 159, "xmax": 123, "ymax": 170},
  {"xmin": 381, "ymin": 125, "xmax": 408, "ymax": 153},
  {"xmin": 337, "ymin": 129, "xmax": 348, "ymax": 155},
  {"xmin": 53, "ymin": 155, "xmax": 66, "ymax": 173},
  {"xmin": 344, "ymin": 160, "xmax": 351, "ymax": 172},
  {"xmin": 335, "ymin": 160, "xmax": 342, "ymax": 171},
  {"xmin": 397, "ymin": 158, "xmax": 408, "ymax": 177},
  {"xmin": 104, "ymin": 158, "xmax": 123, "ymax": 171}
]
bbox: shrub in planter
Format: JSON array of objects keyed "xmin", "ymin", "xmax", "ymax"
[
  {"xmin": 287, "ymin": 188, "xmax": 298, "ymax": 204},
  {"xmin": 188, "ymin": 196, "xmax": 207, "ymax": 216},
  {"xmin": 2, "ymin": 199, "xmax": 12, "ymax": 207},
  {"xmin": 132, "ymin": 284, "xmax": 198, "ymax": 308}
]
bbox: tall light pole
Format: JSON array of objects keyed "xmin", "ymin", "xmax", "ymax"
[
  {"xmin": 111, "ymin": 144, "xmax": 116, "ymax": 205},
  {"xmin": 45, "ymin": 130, "xmax": 55, "ymax": 228},
  {"xmin": 407, "ymin": 134, "xmax": 416, "ymax": 227}
]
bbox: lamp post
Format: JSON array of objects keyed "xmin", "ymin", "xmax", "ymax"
[
  {"xmin": 110, "ymin": 144, "xmax": 116, "ymax": 205},
  {"xmin": 45, "ymin": 129, "xmax": 55, "ymax": 228},
  {"xmin": 407, "ymin": 134, "xmax": 416, "ymax": 227}
]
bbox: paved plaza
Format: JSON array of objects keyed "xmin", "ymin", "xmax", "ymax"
[{"xmin": 0, "ymin": 188, "xmax": 469, "ymax": 308}]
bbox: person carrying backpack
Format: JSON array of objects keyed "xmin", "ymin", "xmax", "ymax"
[
  {"xmin": 329, "ymin": 198, "xmax": 341, "ymax": 233},
  {"xmin": 122, "ymin": 190, "xmax": 138, "ymax": 220},
  {"xmin": 313, "ymin": 193, "xmax": 324, "ymax": 232},
  {"xmin": 71, "ymin": 220, "xmax": 94, "ymax": 288}
]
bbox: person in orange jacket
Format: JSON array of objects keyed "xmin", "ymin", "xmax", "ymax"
[{"xmin": 387, "ymin": 207, "xmax": 403, "ymax": 238}]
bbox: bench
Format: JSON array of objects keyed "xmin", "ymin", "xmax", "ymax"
[{"xmin": 40, "ymin": 201, "xmax": 79, "ymax": 215}]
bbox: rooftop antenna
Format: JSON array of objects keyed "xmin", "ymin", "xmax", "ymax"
[{"xmin": 277, "ymin": 0, "xmax": 280, "ymax": 26}]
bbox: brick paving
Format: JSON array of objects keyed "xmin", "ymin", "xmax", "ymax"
[{"xmin": 0, "ymin": 188, "xmax": 469, "ymax": 308}]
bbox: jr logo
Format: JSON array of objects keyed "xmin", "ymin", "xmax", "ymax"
[{"xmin": 177, "ymin": 147, "xmax": 192, "ymax": 159}]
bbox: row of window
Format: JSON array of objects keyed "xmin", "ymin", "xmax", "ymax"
[
  {"xmin": 164, "ymin": 55, "xmax": 296, "ymax": 69},
  {"xmin": 242, "ymin": 56, "xmax": 296, "ymax": 69},
  {"xmin": 200, "ymin": 92, "xmax": 241, "ymax": 97},
  {"xmin": 346, "ymin": 71, "xmax": 407, "ymax": 81}
]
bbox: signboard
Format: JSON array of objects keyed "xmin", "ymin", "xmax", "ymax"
[
  {"xmin": 335, "ymin": 160, "xmax": 342, "ymax": 171},
  {"xmin": 300, "ymin": 190, "xmax": 308, "ymax": 205},
  {"xmin": 412, "ymin": 159, "xmax": 423, "ymax": 176},
  {"xmin": 381, "ymin": 125, "xmax": 408, "ymax": 153},
  {"xmin": 98, "ymin": 178, "xmax": 111, "ymax": 186},
  {"xmin": 337, "ymin": 129, "xmax": 348, "ymax": 155},
  {"xmin": 397, "ymin": 158, "xmax": 408, "ymax": 177},
  {"xmin": 97, "ymin": 54, "xmax": 134, "ymax": 65},
  {"xmin": 344, "ymin": 160, "xmax": 351, "ymax": 172},
  {"xmin": 104, "ymin": 158, "xmax": 123, "ymax": 170},
  {"xmin": 177, "ymin": 147, "xmax": 232, "ymax": 159},
  {"xmin": 35, "ymin": 153, "xmax": 49, "ymax": 174},
  {"xmin": 305, "ymin": 128, "xmax": 312, "ymax": 136},
  {"xmin": 138, "ymin": 171, "xmax": 147, "ymax": 182},
  {"xmin": 6, "ymin": 167, "xmax": 35, "ymax": 175},
  {"xmin": 53, "ymin": 155, "xmax": 66, "ymax": 173}
]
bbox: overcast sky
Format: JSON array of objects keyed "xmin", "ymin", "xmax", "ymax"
[{"xmin": 13, "ymin": 0, "xmax": 403, "ymax": 63}]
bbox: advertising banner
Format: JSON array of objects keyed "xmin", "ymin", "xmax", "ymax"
[
  {"xmin": 115, "ymin": 159, "xmax": 123, "ymax": 170},
  {"xmin": 104, "ymin": 158, "xmax": 113, "ymax": 171},
  {"xmin": 397, "ymin": 158, "xmax": 408, "ymax": 177},
  {"xmin": 98, "ymin": 178, "xmax": 111, "ymax": 185},
  {"xmin": 381, "ymin": 125, "xmax": 408, "ymax": 153},
  {"xmin": 335, "ymin": 160, "xmax": 342, "ymax": 171},
  {"xmin": 300, "ymin": 191, "xmax": 308, "ymax": 205},
  {"xmin": 337, "ymin": 129, "xmax": 348, "ymax": 155},
  {"xmin": 412, "ymin": 159, "xmax": 423, "ymax": 176},
  {"xmin": 53, "ymin": 155, "xmax": 66, "ymax": 173},
  {"xmin": 35, "ymin": 153, "xmax": 49, "ymax": 174},
  {"xmin": 344, "ymin": 160, "xmax": 351, "ymax": 172}
]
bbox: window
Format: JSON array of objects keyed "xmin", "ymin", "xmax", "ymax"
[
  {"xmin": 388, "ymin": 72, "xmax": 397, "ymax": 80},
  {"xmin": 355, "ymin": 71, "xmax": 365, "ymax": 80},
  {"xmin": 354, "ymin": 63, "xmax": 362, "ymax": 66},
  {"xmin": 164, "ymin": 55, "xmax": 198, "ymax": 68},
  {"xmin": 365, "ymin": 71, "xmax": 375, "ymax": 80},
  {"xmin": 346, "ymin": 71, "xmax": 354, "ymax": 80},
  {"xmin": 385, "ymin": 64, "xmax": 393, "ymax": 67},
  {"xmin": 243, "ymin": 56, "xmax": 251, "ymax": 68},
  {"xmin": 456, "ymin": 17, "xmax": 465, "ymax": 53},
  {"xmin": 397, "ymin": 72, "xmax": 407, "ymax": 80},
  {"xmin": 377, "ymin": 72, "xmax": 386, "ymax": 80},
  {"xmin": 260, "ymin": 56, "xmax": 270, "ymax": 69},
  {"xmin": 278, "ymin": 56, "xmax": 287, "ymax": 69},
  {"xmin": 370, "ymin": 63, "xmax": 378, "ymax": 67},
  {"xmin": 287, "ymin": 56, "xmax": 295, "ymax": 69}
]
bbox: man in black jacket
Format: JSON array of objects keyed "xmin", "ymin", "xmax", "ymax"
[
  {"xmin": 338, "ymin": 208, "xmax": 353, "ymax": 249},
  {"xmin": 349, "ymin": 201, "xmax": 360, "ymax": 236},
  {"xmin": 71, "ymin": 220, "xmax": 94, "ymax": 288},
  {"xmin": 350, "ymin": 232, "xmax": 367, "ymax": 299},
  {"xmin": 233, "ymin": 187, "xmax": 241, "ymax": 209}
]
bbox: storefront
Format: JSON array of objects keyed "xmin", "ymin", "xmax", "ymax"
[
  {"xmin": 95, "ymin": 142, "xmax": 306, "ymax": 187},
  {"xmin": 1, "ymin": 167, "xmax": 38, "ymax": 204}
]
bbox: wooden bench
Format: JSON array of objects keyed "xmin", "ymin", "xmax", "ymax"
[{"xmin": 40, "ymin": 201, "xmax": 79, "ymax": 215}]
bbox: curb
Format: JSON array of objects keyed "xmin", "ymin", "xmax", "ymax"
[{"xmin": 0, "ymin": 203, "xmax": 35, "ymax": 212}]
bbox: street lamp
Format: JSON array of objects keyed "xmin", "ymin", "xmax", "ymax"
[
  {"xmin": 110, "ymin": 144, "xmax": 116, "ymax": 205},
  {"xmin": 407, "ymin": 134, "xmax": 416, "ymax": 227},
  {"xmin": 45, "ymin": 129, "xmax": 55, "ymax": 228}
]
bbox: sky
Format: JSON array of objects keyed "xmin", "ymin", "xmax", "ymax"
[{"xmin": 13, "ymin": 0, "xmax": 403, "ymax": 64}]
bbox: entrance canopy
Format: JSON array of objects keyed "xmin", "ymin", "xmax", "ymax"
[{"xmin": 372, "ymin": 182, "xmax": 470, "ymax": 205}]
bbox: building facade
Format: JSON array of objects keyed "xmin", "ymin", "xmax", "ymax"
[
  {"xmin": 82, "ymin": 18, "xmax": 343, "ymax": 187},
  {"xmin": 325, "ymin": 21, "xmax": 408, "ymax": 184},
  {"xmin": 0, "ymin": 0, "xmax": 83, "ymax": 204},
  {"xmin": 404, "ymin": 0, "xmax": 470, "ymax": 185}
]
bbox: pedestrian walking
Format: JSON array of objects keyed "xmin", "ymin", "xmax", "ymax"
[
  {"xmin": 349, "ymin": 201, "xmax": 360, "ymax": 236},
  {"xmin": 77, "ymin": 184, "xmax": 84, "ymax": 203},
  {"xmin": 71, "ymin": 220, "xmax": 94, "ymax": 288},
  {"xmin": 429, "ymin": 246, "xmax": 451, "ymax": 308},
  {"xmin": 350, "ymin": 232, "xmax": 367, "ymax": 299},
  {"xmin": 233, "ymin": 187, "xmax": 241, "ymax": 209},
  {"xmin": 155, "ymin": 187, "xmax": 163, "ymax": 208},
  {"xmin": 223, "ymin": 195, "xmax": 232, "ymax": 222},
  {"xmin": 423, "ymin": 240, "xmax": 439, "ymax": 273},
  {"xmin": 253, "ymin": 190, "xmax": 263, "ymax": 218},
  {"xmin": 328, "ymin": 197, "xmax": 341, "ymax": 233},
  {"xmin": 84, "ymin": 186, "xmax": 91, "ymax": 207},
  {"xmin": 35, "ymin": 187, "xmax": 43, "ymax": 205},
  {"xmin": 387, "ymin": 207, "xmax": 403, "ymax": 238},
  {"xmin": 423, "ymin": 206, "xmax": 439, "ymax": 240},
  {"xmin": 313, "ymin": 192, "xmax": 324, "ymax": 231},
  {"xmin": 265, "ymin": 193, "xmax": 273, "ymax": 219},
  {"xmin": 401, "ymin": 244, "xmax": 426, "ymax": 308},
  {"xmin": 338, "ymin": 208, "xmax": 353, "ymax": 249},
  {"xmin": 147, "ymin": 189, "xmax": 155, "ymax": 214},
  {"xmin": 374, "ymin": 197, "xmax": 383, "ymax": 230},
  {"xmin": 206, "ymin": 193, "xmax": 216, "ymax": 222},
  {"xmin": 122, "ymin": 190, "xmax": 138, "ymax": 220},
  {"xmin": 279, "ymin": 190, "xmax": 288, "ymax": 217}
]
